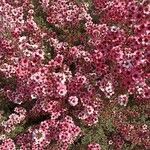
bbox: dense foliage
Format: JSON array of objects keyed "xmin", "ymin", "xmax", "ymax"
[{"xmin": 0, "ymin": 0, "xmax": 149, "ymax": 149}]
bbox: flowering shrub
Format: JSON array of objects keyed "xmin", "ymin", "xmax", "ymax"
[{"xmin": 0, "ymin": 0, "xmax": 149, "ymax": 149}]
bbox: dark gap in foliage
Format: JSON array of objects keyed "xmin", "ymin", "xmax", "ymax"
[
  {"xmin": 24, "ymin": 114, "xmax": 50, "ymax": 129},
  {"xmin": 127, "ymin": 94, "xmax": 137, "ymax": 107},
  {"xmin": 69, "ymin": 62, "xmax": 76, "ymax": 76}
]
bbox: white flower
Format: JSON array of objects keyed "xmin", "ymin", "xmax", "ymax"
[
  {"xmin": 32, "ymin": 129, "xmax": 45, "ymax": 144},
  {"xmin": 68, "ymin": 96, "xmax": 78, "ymax": 106}
]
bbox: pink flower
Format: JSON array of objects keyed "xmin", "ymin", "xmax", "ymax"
[
  {"xmin": 0, "ymin": 138, "xmax": 16, "ymax": 150},
  {"xmin": 88, "ymin": 143, "xmax": 101, "ymax": 150},
  {"xmin": 57, "ymin": 83, "xmax": 67, "ymax": 96},
  {"xmin": 68, "ymin": 96, "xmax": 78, "ymax": 106}
]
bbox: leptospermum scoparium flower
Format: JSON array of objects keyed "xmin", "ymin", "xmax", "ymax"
[{"xmin": 0, "ymin": 0, "xmax": 149, "ymax": 149}]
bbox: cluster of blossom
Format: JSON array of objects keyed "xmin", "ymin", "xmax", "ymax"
[
  {"xmin": 15, "ymin": 116, "xmax": 80, "ymax": 150},
  {"xmin": 0, "ymin": 138, "xmax": 16, "ymax": 150},
  {"xmin": 113, "ymin": 121, "xmax": 150, "ymax": 149},
  {"xmin": 0, "ymin": 0, "xmax": 149, "ymax": 149},
  {"xmin": 111, "ymin": 109, "xmax": 150, "ymax": 149},
  {"xmin": 1, "ymin": 107, "xmax": 26, "ymax": 133},
  {"xmin": 42, "ymin": 0, "xmax": 88, "ymax": 27},
  {"xmin": 93, "ymin": 0, "xmax": 150, "ymax": 25}
]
